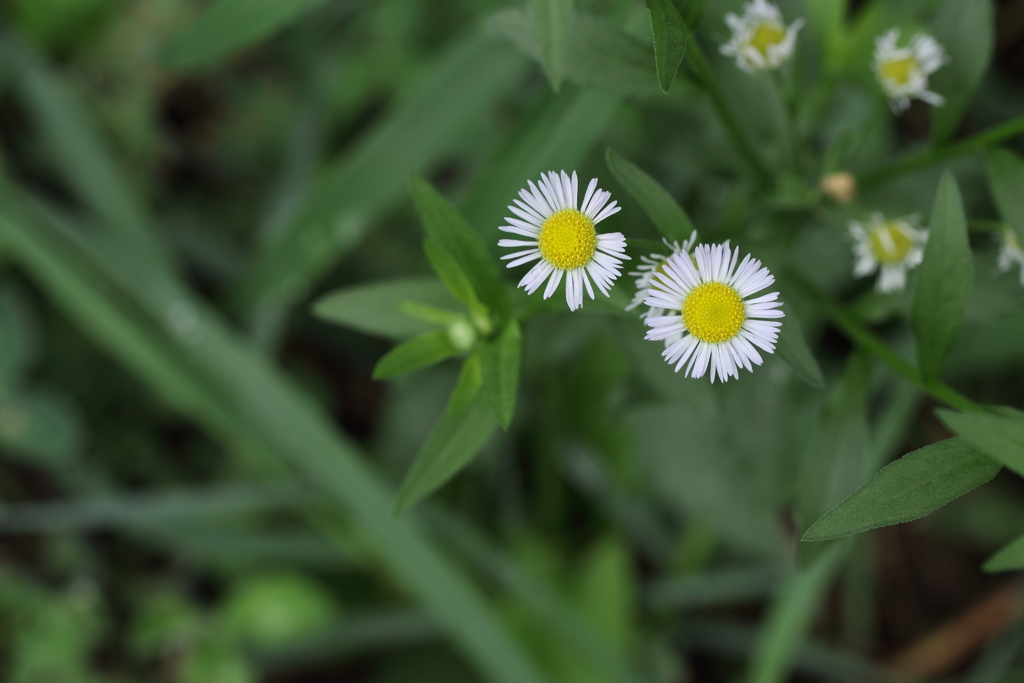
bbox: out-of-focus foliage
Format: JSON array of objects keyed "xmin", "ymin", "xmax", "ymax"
[{"xmin": 2, "ymin": 0, "xmax": 1024, "ymax": 682}]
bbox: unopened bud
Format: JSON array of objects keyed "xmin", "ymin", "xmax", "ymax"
[{"xmin": 820, "ymin": 172, "xmax": 857, "ymax": 204}]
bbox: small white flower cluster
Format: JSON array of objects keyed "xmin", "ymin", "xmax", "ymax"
[
  {"xmin": 872, "ymin": 29, "xmax": 948, "ymax": 112},
  {"xmin": 498, "ymin": 172, "xmax": 784, "ymax": 383},
  {"xmin": 848, "ymin": 213, "xmax": 929, "ymax": 293},
  {"xmin": 720, "ymin": 3, "xmax": 949, "ymax": 113},
  {"xmin": 719, "ymin": 0, "xmax": 804, "ymax": 73},
  {"xmin": 997, "ymin": 228, "xmax": 1024, "ymax": 287}
]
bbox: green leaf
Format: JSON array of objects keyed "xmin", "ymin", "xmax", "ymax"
[
  {"xmin": 929, "ymin": 0, "xmax": 994, "ymax": 143},
  {"xmin": 481, "ymin": 320, "xmax": 522, "ymax": 429},
  {"xmin": 489, "ymin": 8, "xmax": 664, "ymax": 98},
  {"xmin": 463, "ymin": 89, "xmax": 619, "ymax": 244},
  {"xmin": 775, "ymin": 306, "xmax": 825, "ymax": 389},
  {"xmin": 0, "ymin": 287, "xmax": 38, "ymax": 392},
  {"xmin": 939, "ymin": 409, "xmax": 1024, "ymax": 477},
  {"xmin": 747, "ymin": 543, "xmax": 847, "ymax": 683},
  {"xmin": 605, "ymin": 148, "xmax": 695, "ymax": 243},
  {"xmin": 423, "ymin": 240, "xmax": 486, "ymax": 315},
  {"xmin": 163, "ymin": 0, "xmax": 332, "ymax": 71},
  {"xmin": 795, "ymin": 355, "xmax": 869, "ymax": 532},
  {"xmin": 646, "ymin": 0, "xmax": 687, "ymax": 92},
  {"xmin": 449, "ymin": 354, "xmax": 484, "ymax": 418},
  {"xmin": 987, "ymin": 149, "xmax": 1024, "ymax": 245},
  {"xmin": 802, "ymin": 438, "xmax": 1000, "ymax": 542},
  {"xmin": 912, "ymin": 172, "xmax": 973, "ymax": 381},
  {"xmin": 236, "ymin": 33, "xmax": 526, "ymax": 319},
  {"xmin": 311, "ymin": 278, "xmax": 457, "ymax": 340},
  {"xmin": 983, "ymin": 533, "xmax": 1024, "ymax": 573},
  {"xmin": 0, "ymin": 390, "xmax": 83, "ymax": 468},
  {"xmin": 530, "ymin": 0, "xmax": 574, "ymax": 91},
  {"xmin": 394, "ymin": 394, "xmax": 498, "ymax": 515},
  {"xmin": 373, "ymin": 331, "xmax": 460, "ymax": 381},
  {"xmin": 408, "ymin": 176, "xmax": 509, "ymax": 317}
]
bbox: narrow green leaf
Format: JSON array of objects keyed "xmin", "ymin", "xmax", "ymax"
[
  {"xmin": 481, "ymin": 321, "xmax": 522, "ymax": 429},
  {"xmin": 929, "ymin": 0, "xmax": 994, "ymax": 143},
  {"xmin": 236, "ymin": 34, "xmax": 526, "ymax": 319},
  {"xmin": 394, "ymin": 395, "xmax": 498, "ymax": 515},
  {"xmin": 912, "ymin": 172, "xmax": 973, "ymax": 381},
  {"xmin": 987, "ymin": 149, "xmax": 1024, "ymax": 245},
  {"xmin": 802, "ymin": 438, "xmax": 1000, "ymax": 542},
  {"xmin": 423, "ymin": 240, "xmax": 485, "ymax": 314},
  {"xmin": 774, "ymin": 306, "xmax": 824, "ymax": 389},
  {"xmin": 449, "ymin": 354, "xmax": 484, "ymax": 418},
  {"xmin": 747, "ymin": 543, "xmax": 847, "ymax": 683},
  {"xmin": 530, "ymin": 0, "xmax": 574, "ymax": 91},
  {"xmin": 489, "ymin": 8, "xmax": 664, "ymax": 98},
  {"xmin": 646, "ymin": 0, "xmax": 687, "ymax": 92},
  {"xmin": 373, "ymin": 330, "xmax": 459, "ymax": 381},
  {"xmin": 605, "ymin": 148, "xmax": 695, "ymax": 243},
  {"xmin": 397, "ymin": 301, "xmax": 463, "ymax": 327},
  {"xmin": 463, "ymin": 89, "xmax": 619, "ymax": 244},
  {"xmin": 164, "ymin": 0, "xmax": 332, "ymax": 71},
  {"xmin": 408, "ymin": 176, "xmax": 509, "ymax": 317},
  {"xmin": 939, "ymin": 409, "xmax": 1024, "ymax": 477},
  {"xmin": 0, "ymin": 38, "xmax": 163, "ymax": 261},
  {"xmin": 311, "ymin": 278, "xmax": 456, "ymax": 340},
  {"xmin": 0, "ymin": 287, "xmax": 37, "ymax": 392},
  {"xmin": 983, "ymin": 533, "xmax": 1024, "ymax": 573}
]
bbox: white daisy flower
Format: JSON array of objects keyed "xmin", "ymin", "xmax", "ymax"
[
  {"xmin": 872, "ymin": 29, "xmax": 948, "ymax": 113},
  {"xmin": 997, "ymin": 228, "xmax": 1024, "ymax": 287},
  {"xmin": 849, "ymin": 213, "xmax": 929, "ymax": 293},
  {"xmin": 644, "ymin": 243, "xmax": 784, "ymax": 383},
  {"xmin": 720, "ymin": 0, "xmax": 805, "ymax": 73},
  {"xmin": 627, "ymin": 232, "xmax": 702, "ymax": 348},
  {"xmin": 498, "ymin": 170, "xmax": 628, "ymax": 311}
]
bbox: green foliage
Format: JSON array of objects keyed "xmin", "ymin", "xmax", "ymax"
[
  {"xmin": 772, "ymin": 306, "xmax": 825, "ymax": 390},
  {"xmin": 987, "ymin": 149, "xmax": 1024, "ymax": 244},
  {"xmin": 646, "ymin": 0, "xmax": 687, "ymax": 93},
  {"xmin": 605, "ymin": 148, "xmax": 696, "ymax": 243},
  {"xmin": 929, "ymin": 0, "xmax": 994, "ymax": 142},
  {"xmin": 394, "ymin": 394, "xmax": 498, "ymax": 515},
  {"xmin": 311, "ymin": 278, "xmax": 457, "ymax": 340},
  {"xmin": 481, "ymin": 320, "xmax": 522, "ymax": 429},
  {"xmin": 373, "ymin": 330, "xmax": 460, "ymax": 380},
  {"xmin": 803, "ymin": 438, "xmax": 1001, "ymax": 541},
  {"xmin": 164, "ymin": 0, "xmax": 333, "ymax": 71},
  {"xmin": 221, "ymin": 572, "xmax": 337, "ymax": 646},
  {"xmin": 530, "ymin": 0, "xmax": 574, "ymax": 92},
  {"xmin": 912, "ymin": 172, "xmax": 973, "ymax": 382},
  {"xmin": 489, "ymin": 7, "xmax": 664, "ymax": 98},
  {"xmin": 939, "ymin": 409, "xmax": 1024, "ymax": 477}
]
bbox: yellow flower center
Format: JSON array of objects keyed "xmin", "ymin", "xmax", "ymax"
[
  {"xmin": 879, "ymin": 57, "xmax": 918, "ymax": 86},
  {"xmin": 538, "ymin": 209, "xmax": 597, "ymax": 271},
  {"xmin": 749, "ymin": 22, "xmax": 787, "ymax": 56},
  {"xmin": 682, "ymin": 282, "xmax": 746, "ymax": 344},
  {"xmin": 869, "ymin": 222, "xmax": 913, "ymax": 265}
]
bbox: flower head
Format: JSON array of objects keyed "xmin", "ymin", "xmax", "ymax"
[
  {"xmin": 849, "ymin": 213, "xmax": 929, "ymax": 293},
  {"xmin": 720, "ymin": 0, "xmax": 804, "ymax": 73},
  {"xmin": 627, "ymin": 232, "xmax": 699, "ymax": 348},
  {"xmin": 997, "ymin": 228, "xmax": 1024, "ymax": 287},
  {"xmin": 644, "ymin": 243, "xmax": 783, "ymax": 383},
  {"xmin": 498, "ymin": 171, "xmax": 628, "ymax": 311},
  {"xmin": 873, "ymin": 29, "xmax": 948, "ymax": 112}
]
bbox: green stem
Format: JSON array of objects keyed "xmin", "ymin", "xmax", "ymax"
[
  {"xmin": 788, "ymin": 272, "xmax": 981, "ymax": 413},
  {"xmin": 686, "ymin": 40, "xmax": 773, "ymax": 187},
  {"xmin": 858, "ymin": 116, "xmax": 1024, "ymax": 191}
]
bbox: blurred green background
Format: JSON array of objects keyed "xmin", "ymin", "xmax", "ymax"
[{"xmin": 2, "ymin": 0, "xmax": 1024, "ymax": 682}]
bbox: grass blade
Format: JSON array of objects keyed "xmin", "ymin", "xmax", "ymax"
[
  {"xmin": 311, "ymin": 278, "xmax": 456, "ymax": 341},
  {"xmin": 481, "ymin": 320, "xmax": 522, "ymax": 429},
  {"xmin": 372, "ymin": 330, "xmax": 459, "ymax": 380}
]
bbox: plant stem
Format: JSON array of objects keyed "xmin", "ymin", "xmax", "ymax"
[
  {"xmin": 685, "ymin": 40, "xmax": 773, "ymax": 187},
  {"xmin": 788, "ymin": 272, "xmax": 981, "ymax": 413},
  {"xmin": 858, "ymin": 116, "xmax": 1024, "ymax": 191}
]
